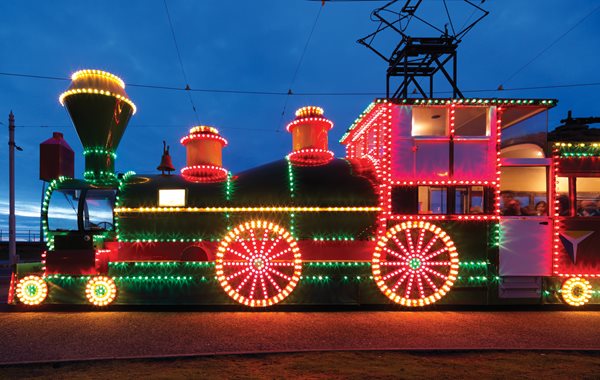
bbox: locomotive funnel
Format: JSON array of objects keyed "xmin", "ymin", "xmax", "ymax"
[
  {"xmin": 286, "ymin": 106, "xmax": 334, "ymax": 166},
  {"xmin": 180, "ymin": 126, "xmax": 229, "ymax": 182},
  {"xmin": 59, "ymin": 69, "xmax": 136, "ymax": 182}
]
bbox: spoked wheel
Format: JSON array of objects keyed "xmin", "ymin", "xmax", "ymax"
[
  {"xmin": 372, "ymin": 221, "xmax": 459, "ymax": 307},
  {"xmin": 561, "ymin": 277, "xmax": 592, "ymax": 306},
  {"xmin": 215, "ymin": 220, "xmax": 302, "ymax": 307}
]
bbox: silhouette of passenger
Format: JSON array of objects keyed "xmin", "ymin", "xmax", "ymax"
[
  {"xmin": 557, "ymin": 195, "xmax": 570, "ymax": 216},
  {"xmin": 503, "ymin": 199, "xmax": 523, "ymax": 216},
  {"xmin": 534, "ymin": 201, "xmax": 547, "ymax": 216}
]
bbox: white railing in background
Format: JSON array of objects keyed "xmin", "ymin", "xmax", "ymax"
[{"xmin": 0, "ymin": 230, "xmax": 42, "ymax": 242}]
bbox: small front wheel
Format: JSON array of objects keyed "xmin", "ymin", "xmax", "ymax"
[
  {"xmin": 16, "ymin": 275, "xmax": 48, "ymax": 305},
  {"xmin": 561, "ymin": 277, "xmax": 592, "ymax": 306},
  {"xmin": 85, "ymin": 276, "xmax": 117, "ymax": 306}
]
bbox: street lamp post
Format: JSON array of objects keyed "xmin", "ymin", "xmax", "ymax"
[{"xmin": 8, "ymin": 111, "xmax": 22, "ymax": 266}]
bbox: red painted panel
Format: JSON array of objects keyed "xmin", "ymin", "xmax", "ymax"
[
  {"xmin": 45, "ymin": 249, "xmax": 96, "ymax": 275},
  {"xmin": 555, "ymin": 218, "xmax": 600, "ymax": 276},
  {"xmin": 105, "ymin": 241, "xmax": 217, "ymax": 262},
  {"xmin": 104, "ymin": 240, "xmax": 376, "ymax": 263},
  {"xmin": 298, "ymin": 240, "xmax": 375, "ymax": 261},
  {"xmin": 557, "ymin": 157, "xmax": 600, "ymax": 176}
]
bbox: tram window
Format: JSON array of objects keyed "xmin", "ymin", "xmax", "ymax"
[
  {"xmin": 576, "ymin": 178, "xmax": 600, "ymax": 217},
  {"xmin": 47, "ymin": 189, "xmax": 79, "ymax": 231},
  {"xmin": 391, "ymin": 187, "xmax": 418, "ymax": 214},
  {"xmin": 418, "ymin": 186, "xmax": 447, "ymax": 214},
  {"xmin": 454, "ymin": 107, "xmax": 489, "ymax": 136},
  {"xmin": 556, "ymin": 177, "xmax": 571, "ymax": 216},
  {"xmin": 412, "ymin": 107, "xmax": 448, "ymax": 136},
  {"xmin": 83, "ymin": 190, "xmax": 116, "ymax": 231},
  {"xmin": 500, "ymin": 167, "xmax": 547, "ymax": 216},
  {"xmin": 455, "ymin": 186, "xmax": 485, "ymax": 214}
]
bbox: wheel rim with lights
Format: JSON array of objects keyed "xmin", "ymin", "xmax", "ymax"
[
  {"xmin": 216, "ymin": 220, "xmax": 302, "ymax": 307},
  {"xmin": 85, "ymin": 276, "xmax": 117, "ymax": 306},
  {"xmin": 372, "ymin": 221, "xmax": 459, "ymax": 307},
  {"xmin": 561, "ymin": 277, "xmax": 592, "ymax": 306},
  {"xmin": 16, "ymin": 275, "xmax": 48, "ymax": 305}
]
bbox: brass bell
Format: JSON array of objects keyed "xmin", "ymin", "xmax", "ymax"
[{"xmin": 157, "ymin": 141, "xmax": 175, "ymax": 175}]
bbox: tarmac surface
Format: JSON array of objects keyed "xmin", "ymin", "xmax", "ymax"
[{"xmin": 0, "ymin": 310, "xmax": 599, "ymax": 364}]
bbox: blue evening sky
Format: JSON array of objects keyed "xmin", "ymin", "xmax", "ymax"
[{"xmin": 1, "ymin": 0, "xmax": 600, "ymax": 232}]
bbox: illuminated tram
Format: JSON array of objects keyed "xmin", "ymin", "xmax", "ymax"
[{"xmin": 10, "ymin": 70, "xmax": 599, "ymax": 308}]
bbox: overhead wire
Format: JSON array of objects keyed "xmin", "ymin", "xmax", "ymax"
[
  {"xmin": 500, "ymin": 3, "xmax": 600, "ymax": 87},
  {"xmin": 1, "ymin": 70, "xmax": 600, "ymax": 97},
  {"xmin": 162, "ymin": 0, "xmax": 201, "ymax": 124},
  {"xmin": 13, "ymin": 124, "xmax": 277, "ymax": 132},
  {"xmin": 277, "ymin": 3, "xmax": 325, "ymax": 131}
]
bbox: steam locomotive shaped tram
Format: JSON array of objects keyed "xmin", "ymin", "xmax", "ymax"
[{"xmin": 10, "ymin": 69, "xmax": 600, "ymax": 308}]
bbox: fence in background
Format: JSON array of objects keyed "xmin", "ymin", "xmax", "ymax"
[{"xmin": 0, "ymin": 230, "xmax": 42, "ymax": 242}]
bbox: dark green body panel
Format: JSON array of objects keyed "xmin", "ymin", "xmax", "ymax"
[{"xmin": 117, "ymin": 159, "xmax": 379, "ymax": 241}]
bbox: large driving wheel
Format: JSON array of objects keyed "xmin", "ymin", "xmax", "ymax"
[
  {"xmin": 215, "ymin": 220, "xmax": 302, "ymax": 307},
  {"xmin": 372, "ymin": 221, "xmax": 459, "ymax": 307}
]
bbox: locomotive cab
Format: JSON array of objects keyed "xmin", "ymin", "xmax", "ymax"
[{"xmin": 43, "ymin": 180, "xmax": 117, "ymax": 275}]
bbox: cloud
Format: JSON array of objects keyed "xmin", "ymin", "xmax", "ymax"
[{"xmin": 0, "ymin": 200, "xmax": 112, "ymax": 220}]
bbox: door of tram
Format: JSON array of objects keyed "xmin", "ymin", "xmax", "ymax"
[{"xmin": 499, "ymin": 160, "xmax": 552, "ymax": 276}]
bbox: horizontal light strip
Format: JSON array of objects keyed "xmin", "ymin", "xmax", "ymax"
[
  {"xmin": 71, "ymin": 69, "xmax": 126, "ymax": 89},
  {"xmin": 388, "ymin": 215, "xmax": 499, "ymax": 220},
  {"xmin": 59, "ymin": 88, "xmax": 137, "ymax": 114},
  {"xmin": 115, "ymin": 206, "xmax": 381, "ymax": 213}
]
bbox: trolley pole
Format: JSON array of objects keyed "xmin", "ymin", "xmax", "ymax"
[{"xmin": 8, "ymin": 111, "xmax": 17, "ymax": 266}]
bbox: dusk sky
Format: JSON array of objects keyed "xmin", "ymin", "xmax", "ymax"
[{"xmin": 1, "ymin": 0, "xmax": 600, "ymax": 233}]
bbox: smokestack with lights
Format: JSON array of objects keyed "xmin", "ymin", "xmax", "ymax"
[
  {"xmin": 286, "ymin": 106, "xmax": 334, "ymax": 166},
  {"xmin": 59, "ymin": 69, "xmax": 136, "ymax": 183},
  {"xmin": 180, "ymin": 126, "xmax": 229, "ymax": 182}
]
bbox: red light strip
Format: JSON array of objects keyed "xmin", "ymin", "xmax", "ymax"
[
  {"xmin": 180, "ymin": 133, "xmax": 228, "ymax": 146},
  {"xmin": 287, "ymin": 148, "xmax": 334, "ymax": 166},
  {"xmin": 181, "ymin": 165, "xmax": 229, "ymax": 183},
  {"xmin": 495, "ymin": 107, "xmax": 503, "ymax": 217},
  {"xmin": 285, "ymin": 117, "xmax": 333, "ymax": 133},
  {"xmin": 449, "ymin": 103, "xmax": 456, "ymax": 135},
  {"xmin": 392, "ymin": 180, "xmax": 496, "ymax": 186},
  {"xmin": 552, "ymin": 146, "xmax": 561, "ymax": 276},
  {"xmin": 377, "ymin": 102, "xmax": 394, "ymax": 236},
  {"xmin": 550, "ymin": 147, "xmax": 598, "ymax": 277},
  {"xmin": 389, "ymin": 215, "xmax": 499, "ymax": 221}
]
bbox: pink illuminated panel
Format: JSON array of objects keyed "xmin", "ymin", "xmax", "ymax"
[
  {"xmin": 415, "ymin": 139, "xmax": 450, "ymax": 180},
  {"xmin": 454, "ymin": 139, "xmax": 495, "ymax": 181}
]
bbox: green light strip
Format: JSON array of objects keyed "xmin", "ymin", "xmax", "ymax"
[
  {"xmin": 45, "ymin": 273, "xmax": 519, "ymax": 285},
  {"xmin": 41, "ymin": 176, "xmax": 72, "ymax": 250},
  {"xmin": 115, "ymin": 171, "xmax": 136, "ymax": 241},
  {"xmin": 83, "ymin": 147, "xmax": 117, "ymax": 159},
  {"xmin": 287, "ymin": 158, "xmax": 296, "ymax": 238},
  {"xmin": 559, "ymin": 152, "xmax": 600, "ymax": 157}
]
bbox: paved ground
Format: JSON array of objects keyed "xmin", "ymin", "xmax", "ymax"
[{"xmin": 0, "ymin": 311, "xmax": 598, "ymax": 364}]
